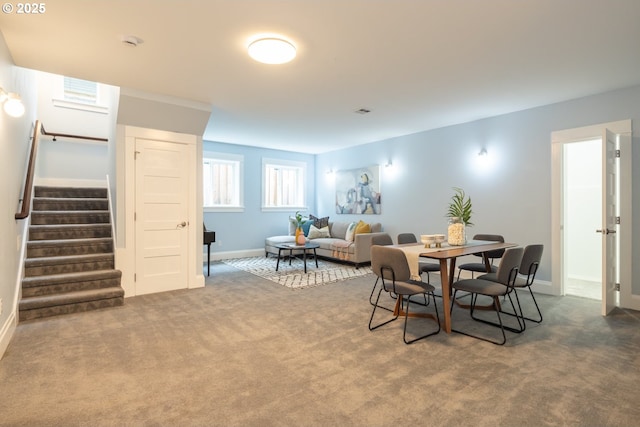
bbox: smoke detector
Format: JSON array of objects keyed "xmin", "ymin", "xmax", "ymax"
[{"xmin": 121, "ymin": 35, "xmax": 143, "ymax": 47}]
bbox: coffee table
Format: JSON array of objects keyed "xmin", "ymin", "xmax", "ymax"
[{"xmin": 275, "ymin": 242, "xmax": 320, "ymax": 273}]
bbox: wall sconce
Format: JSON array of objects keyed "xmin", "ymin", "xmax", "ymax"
[
  {"xmin": 0, "ymin": 87, "xmax": 25, "ymax": 117},
  {"xmin": 478, "ymin": 148, "xmax": 488, "ymax": 157}
]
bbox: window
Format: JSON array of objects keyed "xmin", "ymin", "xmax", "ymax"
[
  {"xmin": 52, "ymin": 76, "xmax": 108, "ymax": 114},
  {"xmin": 203, "ymin": 152, "xmax": 244, "ymax": 212},
  {"xmin": 63, "ymin": 77, "xmax": 98, "ymax": 105},
  {"xmin": 262, "ymin": 158, "xmax": 306, "ymax": 210}
]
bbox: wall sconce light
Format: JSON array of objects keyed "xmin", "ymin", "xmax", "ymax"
[
  {"xmin": 0, "ymin": 87, "xmax": 25, "ymax": 117},
  {"xmin": 478, "ymin": 148, "xmax": 488, "ymax": 157}
]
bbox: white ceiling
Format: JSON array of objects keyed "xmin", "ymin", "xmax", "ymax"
[{"xmin": 2, "ymin": 0, "xmax": 640, "ymax": 154}]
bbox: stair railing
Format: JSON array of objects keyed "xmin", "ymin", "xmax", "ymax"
[{"xmin": 15, "ymin": 121, "xmax": 109, "ymax": 220}]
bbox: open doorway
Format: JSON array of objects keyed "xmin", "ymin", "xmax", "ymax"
[{"xmin": 563, "ymin": 139, "xmax": 602, "ymax": 300}]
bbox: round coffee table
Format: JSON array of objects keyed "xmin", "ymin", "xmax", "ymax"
[{"xmin": 274, "ymin": 242, "xmax": 320, "ymax": 273}]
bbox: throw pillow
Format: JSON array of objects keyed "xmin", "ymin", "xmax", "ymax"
[
  {"xmin": 307, "ymin": 224, "xmax": 331, "ymax": 239},
  {"xmin": 309, "ymin": 214, "xmax": 330, "ymax": 229},
  {"xmin": 288, "ymin": 215, "xmax": 313, "ymax": 236},
  {"xmin": 354, "ymin": 220, "xmax": 371, "ymax": 235},
  {"xmin": 344, "ymin": 222, "xmax": 357, "ymax": 242}
]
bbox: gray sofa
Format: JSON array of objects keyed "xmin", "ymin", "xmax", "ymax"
[{"xmin": 265, "ymin": 220, "xmax": 386, "ymax": 267}]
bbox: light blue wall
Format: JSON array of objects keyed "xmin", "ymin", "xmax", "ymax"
[
  {"xmin": 203, "ymin": 140, "xmax": 315, "ymax": 254},
  {"xmin": 316, "ymin": 84, "xmax": 640, "ymax": 287}
]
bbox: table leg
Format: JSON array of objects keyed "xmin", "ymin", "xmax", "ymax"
[
  {"xmin": 207, "ymin": 243, "xmax": 211, "ymax": 276},
  {"xmin": 289, "ymin": 249, "xmax": 293, "ymax": 265},
  {"xmin": 439, "ymin": 259, "xmax": 452, "ymax": 333},
  {"xmin": 276, "ymin": 248, "xmax": 283, "ymax": 271},
  {"xmin": 303, "ymin": 250, "xmax": 307, "ymax": 273},
  {"xmin": 313, "ymin": 248, "xmax": 318, "ymax": 267}
]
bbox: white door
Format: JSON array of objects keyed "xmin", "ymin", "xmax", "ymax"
[
  {"xmin": 135, "ymin": 138, "xmax": 189, "ymax": 295},
  {"xmin": 600, "ymin": 129, "xmax": 617, "ymax": 315}
]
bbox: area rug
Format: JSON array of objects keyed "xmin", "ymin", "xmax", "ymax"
[{"xmin": 221, "ymin": 256, "xmax": 373, "ymax": 290}]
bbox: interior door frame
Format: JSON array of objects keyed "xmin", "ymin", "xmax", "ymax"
[
  {"xmin": 116, "ymin": 125, "xmax": 204, "ymax": 297},
  {"xmin": 551, "ymin": 119, "xmax": 634, "ymax": 312}
]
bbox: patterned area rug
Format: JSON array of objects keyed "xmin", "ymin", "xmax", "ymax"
[{"xmin": 221, "ymin": 256, "xmax": 373, "ymax": 290}]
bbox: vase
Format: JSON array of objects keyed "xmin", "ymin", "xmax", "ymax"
[
  {"xmin": 447, "ymin": 217, "xmax": 466, "ymax": 246},
  {"xmin": 295, "ymin": 227, "xmax": 306, "ymax": 245}
]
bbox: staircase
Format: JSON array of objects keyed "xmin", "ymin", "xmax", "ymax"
[{"xmin": 19, "ymin": 186, "xmax": 124, "ymax": 321}]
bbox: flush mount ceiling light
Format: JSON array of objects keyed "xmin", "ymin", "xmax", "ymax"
[{"xmin": 248, "ymin": 37, "xmax": 296, "ymax": 64}]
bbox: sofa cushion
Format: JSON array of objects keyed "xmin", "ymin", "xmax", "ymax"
[
  {"xmin": 345, "ymin": 222, "xmax": 358, "ymax": 242},
  {"xmin": 330, "ymin": 222, "xmax": 349, "ymax": 240}
]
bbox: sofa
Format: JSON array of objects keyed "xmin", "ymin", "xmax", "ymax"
[{"xmin": 265, "ymin": 217, "xmax": 387, "ymax": 267}]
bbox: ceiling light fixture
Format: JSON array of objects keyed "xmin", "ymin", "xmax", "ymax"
[
  {"xmin": 0, "ymin": 87, "xmax": 25, "ymax": 117},
  {"xmin": 248, "ymin": 37, "xmax": 296, "ymax": 64}
]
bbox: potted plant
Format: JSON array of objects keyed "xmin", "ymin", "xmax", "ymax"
[
  {"xmin": 446, "ymin": 187, "xmax": 472, "ymax": 245},
  {"xmin": 294, "ymin": 211, "xmax": 306, "ymax": 245}
]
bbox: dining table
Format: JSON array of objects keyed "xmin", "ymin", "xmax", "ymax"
[{"xmin": 396, "ymin": 240, "xmax": 518, "ymax": 334}]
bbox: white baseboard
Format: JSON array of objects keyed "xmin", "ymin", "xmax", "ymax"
[
  {"xmin": 531, "ymin": 279, "xmax": 557, "ymax": 295},
  {"xmin": 0, "ymin": 311, "xmax": 17, "ymax": 360},
  {"xmin": 204, "ymin": 248, "xmax": 264, "ymax": 261}
]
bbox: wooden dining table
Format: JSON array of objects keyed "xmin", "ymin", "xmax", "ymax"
[{"xmin": 397, "ymin": 240, "xmax": 517, "ymax": 334}]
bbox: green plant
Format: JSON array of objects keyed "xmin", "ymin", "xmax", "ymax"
[
  {"xmin": 446, "ymin": 187, "xmax": 473, "ymax": 226},
  {"xmin": 294, "ymin": 211, "xmax": 305, "ymax": 228}
]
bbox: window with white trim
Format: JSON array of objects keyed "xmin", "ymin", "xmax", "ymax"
[
  {"xmin": 262, "ymin": 158, "xmax": 306, "ymax": 210},
  {"xmin": 203, "ymin": 152, "xmax": 244, "ymax": 212},
  {"xmin": 63, "ymin": 77, "xmax": 98, "ymax": 105}
]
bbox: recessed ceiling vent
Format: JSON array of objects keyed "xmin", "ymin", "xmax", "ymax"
[{"xmin": 355, "ymin": 108, "xmax": 371, "ymax": 114}]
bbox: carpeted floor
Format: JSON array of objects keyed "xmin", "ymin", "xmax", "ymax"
[
  {"xmin": 222, "ymin": 256, "xmax": 372, "ymax": 289},
  {"xmin": 1, "ymin": 261, "xmax": 639, "ymax": 426}
]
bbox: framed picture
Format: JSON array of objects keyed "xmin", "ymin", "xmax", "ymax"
[{"xmin": 335, "ymin": 165, "xmax": 381, "ymax": 214}]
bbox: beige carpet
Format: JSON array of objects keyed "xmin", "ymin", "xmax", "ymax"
[
  {"xmin": 222, "ymin": 256, "xmax": 372, "ymax": 289},
  {"xmin": 1, "ymin": 261, "xmax": 639, "ymax": 426}
]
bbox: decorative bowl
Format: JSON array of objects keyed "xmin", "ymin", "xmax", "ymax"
[{"xmin": 420, "ymin": 234, "xmax": 436, "ymax": 246}]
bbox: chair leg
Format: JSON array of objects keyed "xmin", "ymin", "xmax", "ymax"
[
  {"xmin": 369, "ymin": 278, "xmax": 393, "ymax": 312},
  {"xmin": 470, "ymin": 293, "xmax": 524, "ymax": 334},
  {"xmin": 450, "ymin": 291, "xmax": 508, "ymax": 345},
  {"xmin": 369, "ymin": 287, "xmax": 399, "ymax": 331},
  {"xmin": 499, "ymin": 287, "xmax": 542, "ymax": 326},
  {"xmin": 402, "ymin": 293, "xmax": 441, "ymax": 344}
]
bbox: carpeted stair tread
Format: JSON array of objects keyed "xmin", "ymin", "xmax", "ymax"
[
  {"xmin": 29, "ymin": 223, "xmax": 112, "ymax": 241},
  {"xmin": 19, "ymin": 287, "xmax": 124, "ymax": 311},
  {"xmin": 25, "ymin": 252, "xmax": 114, "ymax": 267},
  {"xmin": 27, "ymin": 237, "xmax": 113, "ymax": 257},
  {"xmin": 22, "ymin": 269, "xmax": 122, "ymax": 288},
  {"xmin": 34, "ymin": 186, "xmax": 108, "ymax": 198},
  {"xmin": 31, "ymin": 210, "xmax": 110, "ymax": 225}
]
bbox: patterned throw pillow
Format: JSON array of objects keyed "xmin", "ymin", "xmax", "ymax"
[
  {"xmin": 307, "ymin": 225, "xmax": 331, "ymax": 239},
  {"xmin": 309, "ymin": 214, "xmax": 330, "ymax": 229}
]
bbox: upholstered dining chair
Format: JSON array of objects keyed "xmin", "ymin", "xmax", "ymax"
[
  {"xmin": 478, "ymin": 244, "xmax": 544, "ymax": 327},
  {"xmin": 369, "ymin": 245, "xmax": 440, "ymax": 344},
  {"xmin": 369, "ymin": 233, "xmax": 394, "ymax": 309},
  {"xmin": 450, "ymin": 246, "xmax": 524, "ymax": 345},
  {"xmin": 456, "ymin": 234, "xmax": 505, "ymax": 280},
  {"xmin": 397, "ymin": 233, "xmax": 440, "ymax": 284}
]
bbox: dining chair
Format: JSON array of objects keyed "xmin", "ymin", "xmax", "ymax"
[
  {"xmin": 397, "ymin": 233, "xmax": 441, "ymax": 284},
  {"xmin": 369, "ymin": 245, "xmax": 440, "ymax": 344},
  {"xmin": 369, "ymin": 233, "xmax": 394, "ymax": 309},
  {"xmin": 478, "ymin": 244, "xmax": 544, "ymax": 327},
  {"xmin": 456, "ymin": 234, "xmax": 505, "ymax": 280},
  {"xmin": 450, "ymin": 246, "xmax": 524, "ymax": 345}
]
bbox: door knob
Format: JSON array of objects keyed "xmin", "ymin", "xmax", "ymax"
[
  {"xmin": 177, "ymin": 221, "xmax": 187, "ymax": 229},
  {"xmin": 596, "ymin": 229, "xmax": 616, "ymax": 234}
]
